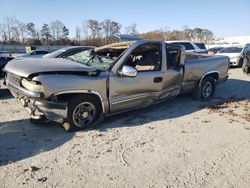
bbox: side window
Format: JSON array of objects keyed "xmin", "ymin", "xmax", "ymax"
[
  {"xmin": 166, "ymin": 45, "xmax": 181, "ymax": 69},
  {"xmin": 195, "ymin": 43, "xmax": 206, "ymax": 49},
  {"xmin": 37, "ymin": 51, "xmax": 48, "ymax": 54},
  {"xmin": 123, "ymin": 43, "xmax": 162, "ymax": 72}
]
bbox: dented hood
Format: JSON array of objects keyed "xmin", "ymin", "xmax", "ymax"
[{"xmin": 4, "ymin": 58, "xmax": 98, "ymax": 78}]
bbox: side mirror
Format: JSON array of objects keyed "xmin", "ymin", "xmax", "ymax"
[
  {"xmin": 119, "ymin": 65, "xmax": 137, "ymax": 77},
  {"xmin": 180, "ymin": 46, "xmax": 186, "ymax": 66}
]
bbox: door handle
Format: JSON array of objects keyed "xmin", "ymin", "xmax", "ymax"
[{"xmin": 153, "ymin": 77, "xmax": 163, "ymax": 83}]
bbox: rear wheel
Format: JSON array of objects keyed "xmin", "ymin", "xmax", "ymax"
[
  {"xmin": 242, "ymin": 59, "xmax": 250, "ymax": 74},
  {"xmin": 63, "ymin": 95, "xmax": 102, "ymax": 132},
  {"xmin": 238, "ymin": 58, "xmax": 244, "ymax": 68},
  {"xmin": 193, "ymin": 77, "xmax": 216, "ymax": 100}
]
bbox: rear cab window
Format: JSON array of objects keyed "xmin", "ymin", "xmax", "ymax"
[{"xmin": 172, "ymin": 42, "xmax": 195, "ymax": 50}]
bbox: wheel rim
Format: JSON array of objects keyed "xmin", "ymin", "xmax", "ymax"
[
  {"xmin": 72, "ymin": 102, "xmax": 96, "ymax": 128},
  {"xmin": 202, "ymin": 82, "xmax": 212, "ymax": 98}
]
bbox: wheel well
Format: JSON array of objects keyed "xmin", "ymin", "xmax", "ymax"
[
  {"xmin": 199, "ymin": 72, "xmax": 219, "ymax": 86},
  {"xmin": 56, "ymin": 93, "xmax": 103, "ymax": 112}
]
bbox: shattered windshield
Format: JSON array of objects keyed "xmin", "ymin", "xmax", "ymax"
[{"xmin": 67, "ymin": 49, "xmax": 126, "ymax": 71}]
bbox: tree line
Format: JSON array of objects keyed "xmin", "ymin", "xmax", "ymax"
[{"xmin": 0, "ymin": 16, "xmax": 215, "ymax": 46}]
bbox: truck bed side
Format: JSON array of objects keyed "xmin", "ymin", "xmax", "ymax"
[{"xmin": 181, "ymin": 55, "xmax": 229, "ymax": 92}]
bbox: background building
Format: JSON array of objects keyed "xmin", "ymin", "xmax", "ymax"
[{"xmin": 214, "ymin": 35, "xmax": 250, "ymax": 45}]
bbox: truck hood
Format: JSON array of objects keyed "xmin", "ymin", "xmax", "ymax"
[
  {"xmin": 4, "ymin": 58, "xmax": 98, "ymax": 78},
  {"xmin": 217, "ymin": 53, "xmax": 241, "ymax": 58}
]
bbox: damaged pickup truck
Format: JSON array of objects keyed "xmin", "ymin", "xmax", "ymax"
[{"xmin": 4, "ymin": 40, "xmax": 229, "ymax": 131}]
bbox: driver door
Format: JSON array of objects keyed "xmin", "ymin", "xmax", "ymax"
[{"xmin": 109, "ymin": 42, "xmax": 164, "ymax": 114}]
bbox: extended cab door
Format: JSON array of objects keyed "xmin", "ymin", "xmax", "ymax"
[
  {"xmin": 160, "ymin": 44, "xmax": 184, "ymax": 99},
  {"xmin": 109, "ymin": 42, "xmax": 164, "ymax": 114}
]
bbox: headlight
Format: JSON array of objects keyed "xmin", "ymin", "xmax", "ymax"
[{"xmin": 21, "ymin": 79, "xmax": 44, "ymax": 92}]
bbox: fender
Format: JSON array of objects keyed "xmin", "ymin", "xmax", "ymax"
[
  {"xmin": 53, "ymin": 90, "xmax": 107, "ymax": 113},
  {"xmin": 198, "ymin": 71, "xmax": 219, "ymax": 87}
]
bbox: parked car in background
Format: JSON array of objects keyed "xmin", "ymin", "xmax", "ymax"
[
  {"xmin": 207, "ymin": 47, "xmax": 224, "ymax": 55},
  {"xmin": 16, "ymin": 50, "xmax": 50, "ymax": 59},
  {"xmin": 4, "ymin": 40, "xmax": 229, "ymax": 131},
  {"xmin": 217, "ymin": 47, "xmax": 244, "ymax": 67},
  {"xmin": 0, "ymin": 54, "xmax": 14, "ymax": 78},
  {"xmin": 242, "ymin": 44, "xmax": 250, "ymax": 74},
  {"xmin": 165, "ymin": 40, "xmax": 207, "ymax": 53},
  {"xmin": 43, "ymin": 46, "xmax": 94, "ymax": 59}
]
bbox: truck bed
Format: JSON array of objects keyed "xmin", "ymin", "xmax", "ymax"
[{"xmin": 181, "ymin": 54, "xmax": 229, "ymax": 92}]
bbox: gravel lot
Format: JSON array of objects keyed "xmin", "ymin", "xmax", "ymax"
[{"xmin": 0, "ymin": 68, "xmax": 250, "ymax": 188}]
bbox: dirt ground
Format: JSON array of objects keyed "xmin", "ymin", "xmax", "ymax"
[{"xmin": 0, "ymin": 68, "xmax": 250, "ymax": 188}]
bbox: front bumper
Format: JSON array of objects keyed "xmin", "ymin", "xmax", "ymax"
[
  {"xmin": 20, "ymin": 98, "xmax": 68, "ymax": 123},
  {"xmin": 6, "ymin": 80, "xmax": 42, "ymax": 98},
  {"xmin": 6, "ymin": 77, "xmax": 68, "ymax": 122},
  {"xmin": 229, "ymin": 57, "xmax": 241, "ymax": 66}
]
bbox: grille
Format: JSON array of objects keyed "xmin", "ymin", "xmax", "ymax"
[{"xmin": 6, "ymin": 72, "xmax": 22, "ymax": 86}]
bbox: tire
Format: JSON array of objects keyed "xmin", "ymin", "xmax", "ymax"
[
  {"xmin": 238, "ymin": 58, "xmax": 244, "ymax": 68},
  {"xmin": 193, "ymin": 77, "xmax": 216, "ymax": 100},
  {"xmin": 242, "ymin": 60, "xmax": 250, "ymax": 74},
  {"xmin": 63, "ymin": 95, "xmax": 102, "ymax": 132},
  {"xmin": 29, "ymin": 115, "xmax": 48, "ymax": 124}
]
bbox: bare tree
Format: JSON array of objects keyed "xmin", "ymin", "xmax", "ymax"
[
  {"xmin": 86, "ymin": 19, "xmax": 102, "ymax": 39},
  {"xmin": 50, "ymin": 20, "xmax": 68, "ymax": 40},
  {"xmin": 26, "ymin": 22, "xmax": 36, "ymax": 39},
  {"xmin": 82, "ymin": 20, "xmax": 89, "ymax": 39},
  {"xmin": 11, "ymin": 26, "xmax": 20, "ymax": 42},
  {"xmin": 101, "ymin": 19, "xmax": 112, "ymax": 38},
  {"xmin": 41, "ymin": 23, "xmax": 51, "ymax": 44},
  {"xmin": 0, "ymin": 24, "xmax": 8, "ymax": 41},
  {"xmin": 50, "ymin": 20, "xmax": 63, "ymax": 40},
  {"xmin": 124, "ymin": 23, "xmax": 138, "ymax": 35},
  {"xmin": 4, "ymin": 16, "xmax": 17, "ymax": 41},
  {"xmin": 101, "ymin": 19, "xmax": 121, "ymax": 41},
  {"xmin": 110, "ymin": 21, "xmax": 121, "ymax": 36},
  {"xmin": 18, "ymin": 21, "xmax": 26, "ymax": 43},
  {"xmin": 200, "ymin": 29, "xmax": 214, "ymax": 43},
  {"xmin": 0, "ymin": 16, "xmax": 18, "ymax": 41},
  {"xmin": 62, "ymin": 26, "xmax": 69, "ymax": 39},
  {"xmin": 75, "ymin": 26, "xmax": 81, "ymax": 41}
]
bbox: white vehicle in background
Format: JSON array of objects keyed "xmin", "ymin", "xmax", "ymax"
[
  {"xmin": 165, "ymin": 40, "xmax": 207, "ymax": 53},
  {"xmin": 217, "ymin": 47, "xmax": 244, "ymax": 67}
]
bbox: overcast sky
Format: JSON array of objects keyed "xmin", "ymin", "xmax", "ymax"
[{"xmin": 0, "ymin": 0, "xmax": 249, "ymax": 38}]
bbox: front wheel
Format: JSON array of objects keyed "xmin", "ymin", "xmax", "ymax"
[
  {"xmin": 63, "ymin": 95, "xmax": 102, "ymax": 132},
  {"xmin": 193, "ymin": 77, "xmax": 216, "ymax": 100}
]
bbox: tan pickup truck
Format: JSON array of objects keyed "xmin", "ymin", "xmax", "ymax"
[{"xmin": 4, "ymin": 40, "xmax": 229, "ymax": 131}]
